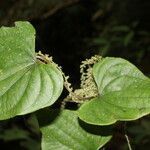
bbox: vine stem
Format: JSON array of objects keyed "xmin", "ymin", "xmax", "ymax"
[
  {"xmin": 124, "ymin": 122, "xmax": 132, "ymax": 150},
  {"xmin": 125, "ymin": 134, "xmax": 132, "ymax": 150}
]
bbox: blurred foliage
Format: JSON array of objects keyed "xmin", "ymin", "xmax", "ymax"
[
  {"xmin": 128, "ymin": 118, "xmax": 150, "ymax": 145},
  {"xmin": 0, "ymin": 0, "xmax": 150, "ymax": 149},
  {"xmin": 0, "ymin": 0, "xmax": 79, "ymax": 24},
  {"xmin": 90, "ymin": 0, "xmax": 150, "ymax": 75},
  {"xmin": 0, "ymin": 114, "xmax": 40, "ymax": 150},
  {"xmin": 124, "ymin": 117, "xmax": 150, "ymax": 150}
]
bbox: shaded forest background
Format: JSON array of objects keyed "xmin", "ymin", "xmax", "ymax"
[{"xmin": 0, "ymin": 0, "xmax": 150, "ymax": 149}]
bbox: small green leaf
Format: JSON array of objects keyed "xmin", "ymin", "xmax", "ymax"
[
  {"xmin": 0, "ymin": 22, "xmax": 63, "ymax": 120},
  {"xmin": 111, "ymin": 25, "xmax": 130, "ymax": 32},
  {"xmin": 124, "ymin": 31, "xmax": 134, "ymax": 46},
  {"xmin": 78, "ymin": 57, "xmax": 150, "ymax": 125},
  {"xmin": 39, "ymin": 109, "xmax": 111, "ymax": 150}
]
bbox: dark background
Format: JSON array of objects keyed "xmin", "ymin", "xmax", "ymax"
[{"xmin": 0, "ymin": 0, "xmax": 150, "ymax": 149}]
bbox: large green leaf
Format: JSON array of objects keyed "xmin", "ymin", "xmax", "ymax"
[
  {"xmin": 39, "ymin": 109, "xmax": 112, "ymax": 150},
  {"xmin": 0, "ymin": 21, "xmax": 63, "ymax": 120},
  {"xmin": 78, "ymin": 57, "xmax": 150, "ymax": 125}
]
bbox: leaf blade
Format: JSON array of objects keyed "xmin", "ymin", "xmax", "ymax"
[
  {"xmin": 0, "ymin": 21, "xmax": 63, "ymax": 120},
  {"xmin": 79, "ymin": 79, "xmax": 150, "ymax": 125},
  {"xmin": 39, "ymin": 109, "xmax": 111, "ymax": 150}
]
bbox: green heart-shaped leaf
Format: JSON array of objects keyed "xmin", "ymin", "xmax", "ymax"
[
  {"xmin": 38, "ymin": 109, "xmax": 111, "ymax": 150},
  {"xmin": 78, "ymin": 57, "xmax": 150, "ymax": 125},
  {"xmin": 0, "ymin": 22, "xmax": 63, "ymax": 120}
]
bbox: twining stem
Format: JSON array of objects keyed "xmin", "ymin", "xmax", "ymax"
[
  {"xmin": 125, "ymin": 134, "xmax": 132, "ymax": 150},
  {"xmin": 124, "ymin": 122, "xmax": 132, "ymax": 150}
]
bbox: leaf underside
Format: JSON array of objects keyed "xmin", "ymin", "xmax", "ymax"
[
  {"xmin": 0, "ymin": 22, "xmax": 63, "ymax": 120},
  {"xmin": 39, "ymin": 109, "xmax": 111, "ymax": 150},
  {"xmin": 78, "ymin": 57, "xmax": 150, "ymax": 125}
]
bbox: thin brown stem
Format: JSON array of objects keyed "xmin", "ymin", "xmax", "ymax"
[{"xmin": 41, "ymin": 0, "xmax": 80, "ymax": 19}]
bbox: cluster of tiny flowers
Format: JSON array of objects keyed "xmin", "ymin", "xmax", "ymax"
[
  {"xmin": 65, "ymin": 55, "xmax": 102, "ymax": 103},
  {"xmin": 36, "ymin": 51, "xmax": 101, "ymax": 103}
]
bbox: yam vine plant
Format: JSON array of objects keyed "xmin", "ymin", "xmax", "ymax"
[{"xmin": 0, "ymin": 21, "xmax": 150, "ymax": 150}]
